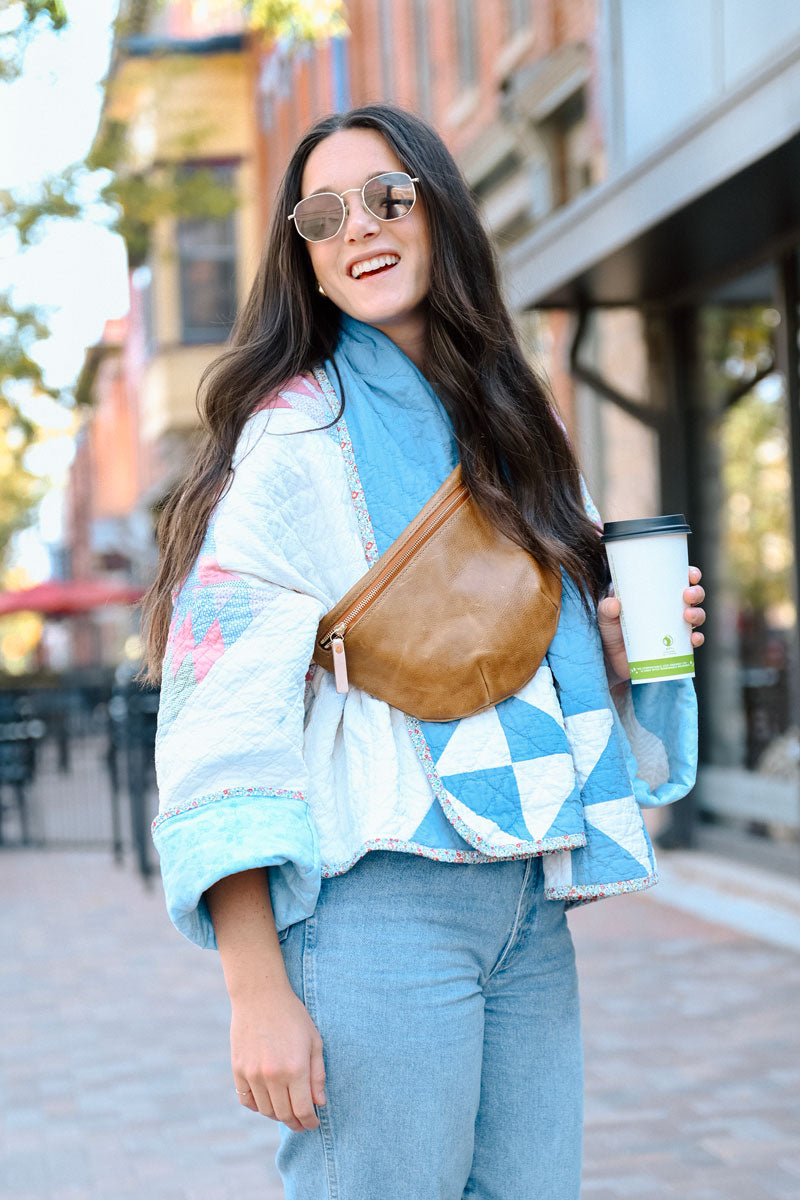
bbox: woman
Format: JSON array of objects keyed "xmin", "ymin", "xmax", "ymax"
[{"xmin": 142, "ymin": 104, "xmax": 704, "ymax": 1199}]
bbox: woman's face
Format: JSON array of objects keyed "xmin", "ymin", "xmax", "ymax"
[{"xmin": 299, "ymin": 128, "xmax": 431, "ymax": 353}]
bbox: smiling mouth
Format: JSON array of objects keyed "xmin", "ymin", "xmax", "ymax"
[{"xmin": 349, "ymin": 254, "xmax": 401, "ymax": 280}]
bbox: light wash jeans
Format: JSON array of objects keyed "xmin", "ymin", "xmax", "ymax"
[{"xmin": 276, "ymin": 851, "xmax": 583, "ymax": 1200}]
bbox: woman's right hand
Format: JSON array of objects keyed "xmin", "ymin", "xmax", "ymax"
[
  {"xmin": 204, "ymin": 868, "xmax": 326, "ymax": 1132},
  {"xmin": 231, "ymin": 983, "xmax": 326, "ymax": 1130}
]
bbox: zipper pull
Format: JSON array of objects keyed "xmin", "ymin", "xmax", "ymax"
[{"xmin": 330, "ymin": 628, "xmax": 349, "ymax": 694}]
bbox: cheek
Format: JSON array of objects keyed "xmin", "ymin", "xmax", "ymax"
[
  {"xmin": 410, "ymin": 223, "xmax": 432, "ymax": 289},
  {"xmin": 308, "ymin": 246, "xmax": 333, "ymax": 285},
  {"xmin": 412, "ymin": 244, "xmax": 432, "ymax": 294}
]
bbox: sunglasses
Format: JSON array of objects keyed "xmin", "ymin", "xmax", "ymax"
[{"xmin": 288, "ymin": 171, "xmax": 420, "ymax": 243}]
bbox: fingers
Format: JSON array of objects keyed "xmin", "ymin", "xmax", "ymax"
[
  {"xmin": 600, "ymin": 572, "xmax": 707, "ymax": 655},
  {"xmin": 288, "ymin": 1074, "xmax": 321, "ymax": 1131},
  {"xmin": 229, "ymin": 998, "xmax": 325, "ymax": 1131},
  {"xmin": 234, "ymin": 1080, "xmax": 259, "ymax": 1113},
  {"xmin": 684, "ymin": 567, "xmax": 705, "ymax": 649},
  {"xmin": 597, "ymin": 595, "xmax": 621, "ymax": 621},
  {"xmin": 285, "ymin": 1037, "xmax": 326, "ymax": 1131},
  {"xmin": 685, "ymin": 569, "xmax": 704, "ymax": 606},
  {"xmin": 310, "ymin": 1038, "xmax": 327, "ymax": 1108},
  {"xmin": 234, "ymin": 1070, "xmax": 321, "ymax": 1131},
  {"xmin": 270, "ymin": 1081, "xmax": 310, "ymax": 1132}
]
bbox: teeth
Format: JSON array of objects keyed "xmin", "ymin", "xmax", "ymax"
[{"xmin": 350, "ymin": 254, "xmax": 400, "ymax": 279}]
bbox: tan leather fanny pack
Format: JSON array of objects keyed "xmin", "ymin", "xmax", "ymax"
[{"xmin": 312, "ymin": 465, "xmax": 562, "ymax": 722}]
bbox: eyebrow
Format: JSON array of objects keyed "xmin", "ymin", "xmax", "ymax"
[{"xmin": 306, "ymin": 170, "xmax": 396, "ymax": 198}]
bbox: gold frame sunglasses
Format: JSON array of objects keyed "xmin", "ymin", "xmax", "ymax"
[{"xmin": 288, "ymin": 171, "xmax": 420, "ymax": 243}]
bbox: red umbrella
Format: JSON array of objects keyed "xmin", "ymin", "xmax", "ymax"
[{"xmin": 0, "ymin": 580, "xmax": 146, "ymax": 616}]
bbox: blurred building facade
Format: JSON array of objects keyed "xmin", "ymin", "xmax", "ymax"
[
  {"xmin": 68, "ymin": 0, "xmax": 800, "ymax": 846},
  {"xmin": 65, "ymin": 317, "xmax": 145, "ymax": 665},
  {"xmin": 503, "ymin": 1, "xmax": 800, "ymax": 849},
  {"xmin": 65, "ymin": 0, "xmax": 260, "ymax": 666},
  {"xmin": 101, "ymin": 0, "xmax": 261, "ymax": 496}
]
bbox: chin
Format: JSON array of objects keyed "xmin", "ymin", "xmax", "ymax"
[{"xmin": 355, "ymin": 302, "xmax": 417, "ymax": 326}]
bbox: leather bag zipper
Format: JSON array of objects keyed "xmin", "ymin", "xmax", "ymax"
[{"xmin": 319, "ymin": 485, "xmax": 469, "ymax": 693}]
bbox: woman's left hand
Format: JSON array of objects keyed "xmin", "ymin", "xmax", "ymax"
[{"xmin": 597, "ymin": 566, "xmax": 706, "ymax": 686}]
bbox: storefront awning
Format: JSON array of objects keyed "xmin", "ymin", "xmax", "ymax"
[
  {"xmin": 503, "ymin": 46, "xmax": 800, "ymax": 309},
  {"xmin": 0, "ymin": 580, "xmax": 145, "ymax": 617}
]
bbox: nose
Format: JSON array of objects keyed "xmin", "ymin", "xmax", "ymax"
[{"xmin": 341, "ymin": 189, "xmax": 380, "ymax": 241}]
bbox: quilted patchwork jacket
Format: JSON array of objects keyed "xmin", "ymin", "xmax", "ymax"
[{"xmin": 153, "ymin": 361, "xmax": 697, "ymax": 950}]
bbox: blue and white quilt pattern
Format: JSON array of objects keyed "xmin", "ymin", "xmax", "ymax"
[{"xmin": 319, "ymin": 316, "xmax": 697, "ymax": 905}]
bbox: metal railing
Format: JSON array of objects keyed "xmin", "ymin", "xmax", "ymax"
[{"xmin": 0, "ymin": 668, "xmax": 159, "ymax": 882}]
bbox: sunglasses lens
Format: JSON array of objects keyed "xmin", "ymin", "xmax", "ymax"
[
  {"xmin": 363, "ymin": 172, "xmax": 416, "ymax": 221},
  {"xmin": 294, "ymin": 194, "xmax": 344, "ymax": 241}
]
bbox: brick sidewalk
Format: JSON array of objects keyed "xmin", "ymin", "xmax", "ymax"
[
  {"xmin": 570, "ymin": 879, "xmax": 800, "ymax": 1199},
  {"xmin": 2, "ymin": 848, "xmax": 798, "ymax": 1199},
  {"xmin": 1, "ymin": 851, "xmax": 283, "ymax": 1200}
]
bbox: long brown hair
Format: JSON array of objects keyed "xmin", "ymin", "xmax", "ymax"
[{"xmin": 139, "ymin": 103, "xmax": 607, "ymax": 683}]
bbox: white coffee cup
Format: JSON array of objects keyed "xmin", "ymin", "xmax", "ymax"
[{"xmin": 601, "ymin": 515, "xmax": 694, "ymax": 685}]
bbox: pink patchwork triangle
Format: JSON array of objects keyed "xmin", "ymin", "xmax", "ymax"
[
  {"xmin": 192, "ymin": 618, "xmax": 225, "ymax": 683},
  {"xmin": 170, "ymin": 612, "xmax": 195, "ymax": 678},
  {"xmin": 197, "ymin": 556, "xmax": 237, "ymax": 585}
]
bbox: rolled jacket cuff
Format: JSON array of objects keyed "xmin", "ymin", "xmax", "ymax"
[{"xmin": 152, "ymin": 790, "xmax": 321, "ymax": 949}]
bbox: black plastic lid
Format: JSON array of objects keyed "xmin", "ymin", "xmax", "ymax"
[{"xmin": 601, "ymin": 514, "xmax": 691, "ymax": 542}]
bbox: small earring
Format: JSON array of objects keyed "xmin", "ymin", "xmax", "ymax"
[{"xmin": 317, "ymin": 282, "xmax": 326, "ymax": 296}]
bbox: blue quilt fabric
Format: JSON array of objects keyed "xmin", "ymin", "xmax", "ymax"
[
  {"xmin": 322, "ymin": 316, "xmax": 696, "ymax": 896},
  {"xmin": 323, "ymin": 317, "xmax": 582, "ymax": 854}
]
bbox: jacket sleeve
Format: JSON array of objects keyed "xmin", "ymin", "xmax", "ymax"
[
  {"xmin": 152, "ymin": 410, "xmax": 332, "ymax": 949},
  {"xmin": 580, "ymin": 474, "xmax": 698, "ymax": 808}
]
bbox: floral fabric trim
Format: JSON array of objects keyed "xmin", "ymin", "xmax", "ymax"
[
  {"xmin": 152, "ymin": 786, "xmax": 306, "ymax": 833},
  {"xmin": 322, "ymin": 839, "xmax": 491, "ymax": 876},
  {"xmin": 549, "ymin": 871, "xmax": 659, "ymax": 909},
  {"xmin": 319, "ymin": 836, "xmax": 576, "ymax": 878},
  {"xmin": 313, "ymin": 366, "xmax": 380, "ymax": 567}
]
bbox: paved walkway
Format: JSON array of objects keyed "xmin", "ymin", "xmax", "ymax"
[{"xmin": 1, "ymin": 846, "xmax": 798, "ymax": 1199}]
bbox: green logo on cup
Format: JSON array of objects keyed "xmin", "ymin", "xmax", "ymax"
[{"xmin": 662, "ymin": 634, "xmax": 673, "ymax": 647}]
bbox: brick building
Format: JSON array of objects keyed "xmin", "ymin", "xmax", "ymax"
[
  {"xmin": 255, "ymin": 1, "xmax": 599, "ymax": 433},
  {"xmin": 64, "ymin": 316, "xmax": 151, "ymax": 665},
  {"xmin": 71, "ymin": 1, "xmax": 800, "ymax": 849}
]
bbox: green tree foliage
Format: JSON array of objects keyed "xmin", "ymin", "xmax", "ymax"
[
  {"xmin": 86, "ymin": 121, "xmax": 239, "ymax": 268},
  {"xmin": 0, "ymin": 0, "xmax": 67, "ymax": 82},
  {"xmin": 0, "ymin": 0, "xmax": 347, "ymax": 567},
  {"xmin": 700, "ymin": 305, "xmax": 792, "ymax": 618},
  {"xmin": 722, "ymin": 385, "xmax": 791, "ymax": 616},
  {"xmin": 0, "ymin": 165, "xmax": 83, "ymax": 248},
  {"xmin": 0, "ymin": 161, "xmax": 86, "ymax": 564},
  {"xmin": 0, "ymin": 298, "xmax": 52, "ymax": 558},
  {"xmin": 247, "ymin": 0, "xmax": 346, "ymax": 40},
  {"xmin": 1, "ymin": 0, "xmax": 73, "ymax": 564}
]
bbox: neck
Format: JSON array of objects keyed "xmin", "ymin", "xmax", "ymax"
[{"xmin": 371, "ymin": 312, "xmax": 427, "ymax": 373}]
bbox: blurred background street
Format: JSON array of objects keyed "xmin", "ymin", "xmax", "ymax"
[
  {"xmin": 3, "ymin": 1, "xmax": 800, "ymax": 1196},
  {"xmin": 2, "ymin": 0, "xmax": 799, "ymax": 890},
  {"xmin": 2, "ymin": 844, "xmax": 799, "ymax": 1199}
]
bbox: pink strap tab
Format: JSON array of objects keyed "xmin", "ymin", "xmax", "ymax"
[{"xmin": 331, "ymin": 635, "xmax": 349, "ymax": 693}]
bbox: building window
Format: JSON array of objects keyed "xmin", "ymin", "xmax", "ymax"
[
  {"xmin": 455, "ymin": 0, "xmax": 478, "ymax": 90},
  {"xmin": 177, "ymin": 166, "xmax": 237, "ymax": 345},
  {"xmin": 330, "ymin": 34, "xmax": 350, "ymax": 111},
  {"xmin": 132, "ymin": 262, "xmax": 156, "ymax": 355},
  {"xmin": 508, "ymin": 0, "xmax": 529, "ymax": 36},
  {"xmin": 378, "ymin": 0, "xmax": 394, "ymax": 101},
  {"xmin": 544, "ymin": 88, "xmax": 593, "ymax": 209},
  {"xmin": 413, "ymin": 0, "xmax": 432, "ymax": 118}
]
